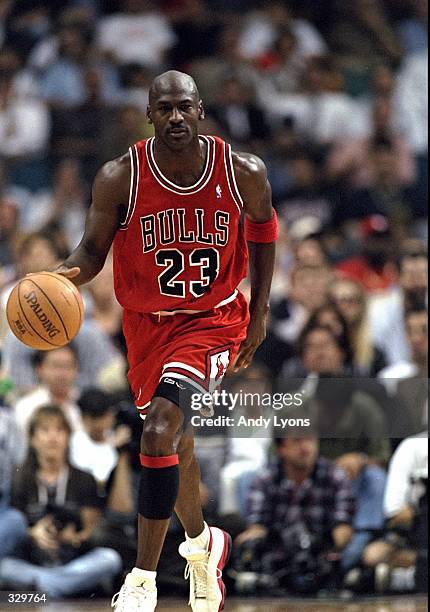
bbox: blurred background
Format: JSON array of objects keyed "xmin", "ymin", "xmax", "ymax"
[{"xmin": 0, "ymin": 0, "xmax": 428, "ymax": 604}]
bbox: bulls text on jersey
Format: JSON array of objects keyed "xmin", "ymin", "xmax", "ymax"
[{"xmin": 141, "ymin": 209, "xmax": 230, "ymax": 252}]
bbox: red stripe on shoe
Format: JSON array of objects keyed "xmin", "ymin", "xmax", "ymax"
[
  {"xmin": 140, "ymin": 453, "xmax": 179, "ymax": 468},
  {"xmin": 217, "ymin": 531, "xmax": 231, "ymax": 611}
]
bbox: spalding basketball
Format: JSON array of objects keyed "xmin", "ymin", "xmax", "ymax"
[{"xmin": 6, "ymin": 272, "xmax": 84, "ymax": 350}]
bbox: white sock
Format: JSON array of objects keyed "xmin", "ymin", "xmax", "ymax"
[
  {"xmin": 186, "ymin": 522, "xmax": 210, "ymax": 551},
  {"xmin": 131, "ymin": 568, "xmax": 157, "ymax": 583}
]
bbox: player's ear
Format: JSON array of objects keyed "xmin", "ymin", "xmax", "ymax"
[
  {"xmin": 146, "ymin": 105, "xmax": 153, "ymax": 124},
  {"xmin": 198, "ymin": 100, "xmax": 205, "ymax": 121}
]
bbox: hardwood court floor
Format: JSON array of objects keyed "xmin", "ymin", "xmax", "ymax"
[{"xmin": 12, "ymin": 597, "xmax": 428, "ymax": 612}]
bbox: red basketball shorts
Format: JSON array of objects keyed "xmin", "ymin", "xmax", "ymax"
[{"xmin": 122, "ymin": 292, "xmax": 250, "ymax": 419}]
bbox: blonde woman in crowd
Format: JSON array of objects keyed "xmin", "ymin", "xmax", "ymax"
[{"xmin": 330, "ymin": 277, "xmax": 387, "ymax": 376}]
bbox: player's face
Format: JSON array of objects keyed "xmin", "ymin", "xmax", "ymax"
[{"xmin": 148, "ymin": 93, "xmax": 204, "ymax": 150}]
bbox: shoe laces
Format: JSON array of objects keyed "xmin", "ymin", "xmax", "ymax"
[
  {"xmin": 111, "ymin": 580, "xmax": 156, "ymax": 610},
  {"xmin": 184, "ymin": 554, "xmax": 222, "ymax": 605},
  {"xmin": 184, "ymin": 554, "xmax": 209, "ymax": 603}
]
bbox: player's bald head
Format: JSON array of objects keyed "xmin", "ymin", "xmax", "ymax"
[{"xmin": 149, "ymin": 70, "xmax": 200, "ymax": 106}]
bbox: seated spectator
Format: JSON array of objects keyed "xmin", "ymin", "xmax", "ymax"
[
  {"xmin": 393, "ymin": 50, "xmax": 428, "ymax": 220},
  {"xmin": 97, "ymin": 0, "xmax": 176, "ymax": 70},
  {"xmin": 265, "ymin": 264, "xmax": 333, "ymax": 376},
  {"xmin": 13, "ymin": 345, "xmax": 83, "ymax": 459},
  {"xmin": 235, "ymin": 437, "xmax": 354, "ymax": 594},
  {"xmin": 0, "ymin": 405, "xmax": 122, "ymax": 597},
  {"xmin": 313, "ymin": 376, "xmax": 390, "ymax": 465},
  {"xmin": 86, "ymin": 252, "xmax": 125, "ymax": 353},
  {"xmin": 341, "ymin": 462, "xmax": 387, "ymax": 580},
  {"xmin": 305, "ymin": 303, "xmax": 351, "ymax": 359},
  {"xmin": 40, "ymin": 23, "xmax": 119, "ymax": 110},
  {"xmin": 0, "ymin": 63, "xmax": 50, "ymax": 192},
  {"xmin": 330, "ymin": 278, "xmax": 387, "ymax": 375},
  {"xmin": 276, "ymin": 150, "xmax": 333, "ymax": 227},
  {"xmin": 362, "ymin": 434, "xmax": 428, "ymax": 593},
  {"xmin": 9, "ymin": 159, "xmax": 87, "ymax": 250},
  {"xmin": 0, "ymin": 400, "xmax": 27, "ymax": 560},
  {"xmin": 1, "ymin": 2, "xmax": 52, "ymax": 58},
  {"xmin": 101, "ymin": 103, "xmax": 148, "ymax": 163},
  {"xmin": 70, "ymin": 388, "xmax": 132, "ymax": 489},
  {"xmin": 328, "ymin": 0, "xmax": 402, "ymax": 72},
  {"xmin": 336, "ymin": 136, "xmax": 417, "ymax": 232},
  {"xmin": 379, "ymin": 307, "xmax": 428, "ymax": 438},
  {"xmin": 369, "ymin": 243, "xmax": 428, "ymax": 364},
  {"xmin": 292, "ymin": 233, "xmax": 328, "ymax": 269},
  {"xmin": 239, "ymin": 1, "xmax": 327, "ymax": 64},
  {"xmin": 168, "ymin": 0, "xmax": 222, "ymax": 68},
  {"xmin": 281, "ymin": 321, "xmax": 351, "ymax": 378},
  {"xmin": 218, "ymin": 365, "xmax": 272, "ymax": 517},
  {"xmin": 256, "ymin": 26, "xmax": 305, "ymax": 95},
  {"xmin": 262, "ymin": 55, "xmax": 368, "ymax": 146},
  {"xmin": 208, "ymin": 73, "xmax": 270, "ymax": 151},
  {"xmin": 327, "ymin": 83, "xmax": 416, "ymax": 193},
  {"xmin": 2, "ymin": 317, "xmax": 125, "ymax": 395},
  {"xmin": 335, "ymin": 215, "xmax": 398, "ymax": 293},
  {"xmin": 398, "ymin": 53, "xmax": 428, "ymax": 152}
]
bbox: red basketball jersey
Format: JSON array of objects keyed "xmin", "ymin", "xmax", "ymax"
[{"xmin": 113, "ymin": 135, "xmax": 248, "ymax": 313}]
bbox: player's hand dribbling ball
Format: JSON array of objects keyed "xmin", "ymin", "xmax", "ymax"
[{"xmin": 6, "ymin": 272, "xmax": 84, "ymax": 350}]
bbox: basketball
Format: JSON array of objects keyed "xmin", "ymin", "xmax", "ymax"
[{"xmin": 6, "ymin": 272, "xmax": 84, "ymax": 351}]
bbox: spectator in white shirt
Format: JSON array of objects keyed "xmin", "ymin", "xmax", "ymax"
[
  {"xmin": 393, "ymin": 51, "xmax": 428, "ymax": 156},
  {"xmin": 378, "ymin": 307, "xmax": 428, "ymax": 438},
  {"xmin": 369, "ymin": 245, "xmax": 427, "ymax": 365},
  {"xmin": 262, "ymin": 55, "xmax": 369, "ymax": 145},
  {"xmin": 361, "ymin": 434, "xmax": 428, "ymax": 590},
  {"xmin": 97, "ymin": 0, "xmax": 176, "ymax": 69},
  {"xmin": 379, "ymin": 307, "xmax": 428, "ymax": 386},
  {"xmin": 13, "ymin": 345, "xmax": 83, "ymax": 460},
  {"xmin": 239, "ymin": 1, "xmax": 327, "ymax": 64},
  {"xmin": 0, "ymin": 69, "xmax": 49, "ymax": 160},
  {"xmin": 70, "ymin": 388, "xmax": 131, "ymax": 487}
]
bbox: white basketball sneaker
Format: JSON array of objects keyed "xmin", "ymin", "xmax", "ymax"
[
  {"xmin": 111, "ymin": 572, "xmax": 157, "ymax": 611},
  {"xmin": 179, "ymin": 526, "xmax": 231, "ymax": 612}
]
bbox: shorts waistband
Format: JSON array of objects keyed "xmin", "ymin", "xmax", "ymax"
[{"xmin": 151, "ymin": 290, "xmax": 238, "ymax": 317}]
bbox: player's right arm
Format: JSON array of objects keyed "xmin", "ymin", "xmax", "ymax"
[{"xmin": 54, "ymin": 154, "xmax": 131, "ymax": 286}]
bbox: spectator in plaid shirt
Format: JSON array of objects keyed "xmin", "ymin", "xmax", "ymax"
[{"xmin": 235, "ymin": 437, "xmax": 355, "ymax": 592}]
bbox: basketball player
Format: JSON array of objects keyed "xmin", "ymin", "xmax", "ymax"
[{"xmin": 54, "ymin": 71, "xmax": 277, "ymax": 611}]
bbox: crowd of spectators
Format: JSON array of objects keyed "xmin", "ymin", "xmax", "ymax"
[{"xmin": 0, "ymin": 0, "xmax": 428, "ymax": 601}]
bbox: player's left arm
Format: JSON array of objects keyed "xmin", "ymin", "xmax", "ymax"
[{"xmin": 232, "ymin": 152, "xmax": 277, "ymax": 371}]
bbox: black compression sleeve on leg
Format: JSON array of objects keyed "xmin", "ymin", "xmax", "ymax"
[
  {"xmin": 139, "ymin": 454, "xmax": 180, "ymax": 520},
  {"xmin": 154, "ymin": 380, "xmax": 196, "ymax": 425}
]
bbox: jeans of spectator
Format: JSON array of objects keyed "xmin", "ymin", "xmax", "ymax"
[
  {"xmin": 341, "ymin": 465, "xmax": 386, "ymax": 572},
  {"xmin": 219, "ymin": 462, "xmax": 260, "ymax": 516},
  {"xmin": 0, "ymin": 548, "xmax": 122, "ymax": 598},
  {"xmin": 0, "ymin": 507, "xmax": 27, "ymax": 560},
  {"xmin": 341, "ymin": 530, "xmax": 375, "ymax": 573},
  {"xmin": 353, "ymin": 465, "xmax": 386, "ymax": 531}
]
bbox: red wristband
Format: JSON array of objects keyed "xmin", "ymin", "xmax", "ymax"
[{"xmin": 244, "ymin": 209, "xmax": 279, "ymax": 243}]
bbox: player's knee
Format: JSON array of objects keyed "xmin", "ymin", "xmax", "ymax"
[{"xmin": 141, "ymin": 397, "xmax": 183, "ymax": 455}]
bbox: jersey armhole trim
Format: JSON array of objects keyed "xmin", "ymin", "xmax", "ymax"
[
  {"xmin": 119, "ymin": 145, "xmax": 139, "ymax": 229},
  {"xmin": 224, "ymin": 143, "xmax": 244, "ymax": 214}
]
